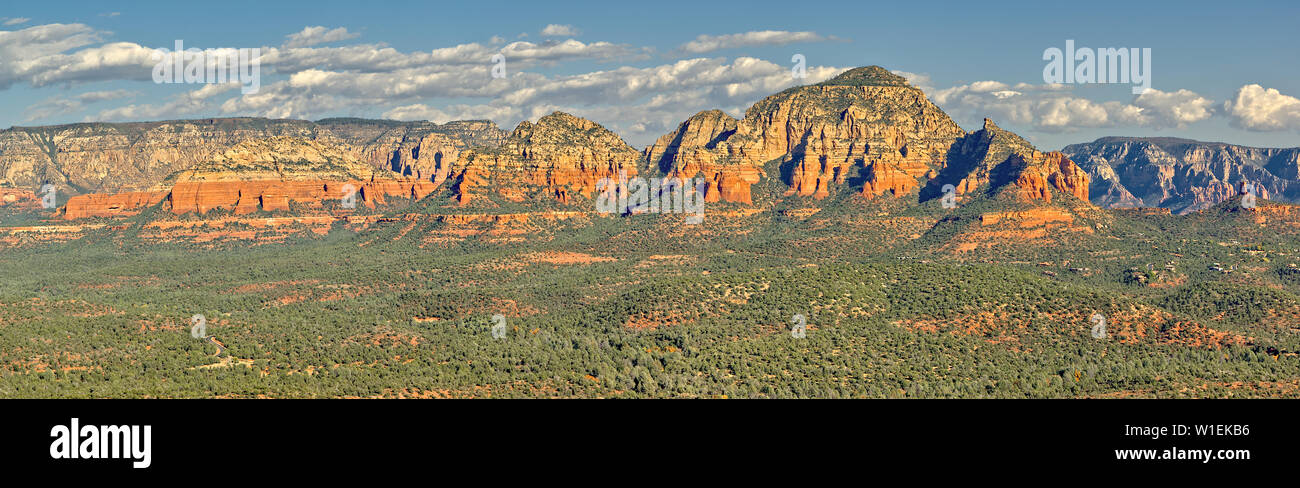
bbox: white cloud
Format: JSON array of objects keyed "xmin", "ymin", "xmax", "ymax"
[
  {"xmin": 932, "ymin": 81, "xmax": 1212, "ymax": 132},
  {"xmin": 89, "ymin": 83, "xmax": 240, "ymax": 121},
  {"xmin": 677, "ymin": 31, "xmax": 832, "ymax": 54},
  {"xmin": 3, "ymin": 17, "xmax": 31, "ymax": 26},
  {"xmin": 1132, "ymin": 88, "xmax": 1215, "ymax": 128},
  {"xmin": 8, "ymin": 20, "xmax": 1240, "ymax": 149},
  {"xmin": 377, "ymin": 57, "xmax": 843, "ymax": 145},
  {"xmin": 540, "ymin": 24, "xmax": 580, "ymax": 37},
  {"xmin": 383, "ymin": 103, "xmax": 521, "ymax": 124},
  {"xmin": 283, "ymin": 26, "xmax": 361, "ymax": 49},
  {"xmin": 24, "ymin": 89, "xmax": 136, "ymax": 121},
  {"xmin": 891, "ymin": 70, "xmax": 933, "ymax": 93},
  {"xmin": 1223, "ymin": 84, "xmax": 1300, "ymax": 131}
]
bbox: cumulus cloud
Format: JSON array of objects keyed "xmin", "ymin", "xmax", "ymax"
[
  {"xmin": 891, "ymin": 70, "xmax": 933, "ymax": 93},
  {"xmin": 3, "ymin": 17, "xmax": 31, "ymax": 26},
  {"xmin": 283, "ymin": 26, "xmax": 361, "ymax": 49},
  {"xmin": 262, "ymin": 38, "xmax": 648, "ymax": 75},
  {"xmin": 432, "ymin": 39, "xmax": 647, "ymax": 65},
  {"xmin": 540, "ymin": 24, "xmax": 580, "ymax": 37},
  {"xmin": 90, "ymin": 83, "xmax": 240, "ymax": 121},
  {"xmin": 1131, "ymin": 88, "xmax": 1215, "ymax": 127},
  {"xmin": 1223, "ymin": 84, "xmax": 1300, "ymax": 131},
  {"xmin": 677, "ymin": 31, "xmax": 832, "ymax": 54},
  {"xmin": 380, "ymin": 57, "xmax": 843, "ymax": 145},
  {"xmin": 0, "ymin": 24, "xmax": 162, "ymax": 89},
  {"xmin": 932, "ymin": 81, "xmax": 1213, "ymax": 132},
  {"xmin": 10, "ymin": 19, "xmax": 1242, "ymax": 149},
  {"xmin": 24, "ymin": 89, "xmax": 136, "ymax": 121}
]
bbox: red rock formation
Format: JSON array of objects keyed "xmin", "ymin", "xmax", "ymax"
[
  {"xmin": 451, "ymin": 112, "xmax": 640, "ymax": 206},
  {"xmin": 0, "ymin": 188, "xmax": 40, "ymax": 208},
  {"xmin": 167, "ymin": 178, "xmax": 436, "ymax": 215},
  {"xmin": 59, "ymin": 137, "xmax": 441, "ymax": 220},
  {"xmin": 863, "ymin": 161, "xmax": 923, "ymax": 198},
  {"xmin": 653, "ymin": 67, "xmax": 967, "ymax": 204},
  {"xmin": 63, "ymin": 191, "xmax": 168, "ymax": 219},
  {"xmin": 1008, "ymin": 151, "xmax": 1091, "ymax": 202},
  {"xmin": 980, "ymin": 208, "xmax": 1075, "ymax": 227}
]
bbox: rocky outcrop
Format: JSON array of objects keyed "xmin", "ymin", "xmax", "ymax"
[
  {"xmin": 450, "ymin": 112, "xmax": 640, "ymax": 205},
  {"xmin": 644, "ymin": 110, "xmax": 759, "ymax": 203},
  {"xmin": 165, "ymin": 179, "xmax": 436, "ymax": 215},
  {"xmin": 1005, "ymin": 151, "xmax": 1091, "ymax": 203},
  {"xmin": 0, "ymin": 118, "xmax": 505, "ymax": 196},
  {"xmin": 59, "ymin": 137, "xmax": 437, "ymax": 219},
  {"xmin": 651, "ymin": 66, "xmax": 967, "ymax": 203},
  {"xmin": 1062, "ymin": 137, "xmax": 1300, "ymax": 214},
  {"xmin": 165, "ymin": 137, "xmax": 437, "ymax": 215},
  {"xmin": 943, "ymin": 119, "xmax": 1039, "ymax": 196},
  {"xmin": 0, "ymin": 187, "xmax": 39, "ymax": 208},
  {"xmin": 63, "ymin": 191, "xmax": 168, "ymax": 219},
  {"xmin": 979, "ymin": 208, "xmax": 1076, "ymax": 227}
]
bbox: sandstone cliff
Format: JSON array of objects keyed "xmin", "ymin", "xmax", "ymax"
[
  {"xmin": 649, "ymin": 66, "xmax": 967, "ymax": 203},
  {"xmin": 23, "ymin": 65, "xmax": 1109, "ymax": 224},
  {"xmin": 0, "ymin": 117, "xmax": 505, "ymax": 197},
  {"xmin": 450, "ymin": 112, "xmax": 640, "ymax": 205},
  {"xmin": 1062, "ymin": 137, "xmax": 1300, "ymax": 214},
  {"xmin": 59, "ymin": 137, "xmax": 436, "ymax": 219},
  {"xmin": 0, "ymin": 187, "xmax": 39, "ymax": 208}
]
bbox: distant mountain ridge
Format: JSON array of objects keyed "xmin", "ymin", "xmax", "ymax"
[
  {"xmin": 0, "ymin": 117, "xmax": 505, "ymax": 195},
  {"xmin": 1063, "ymin": 137, "xmax": 1300, "ymax": 214},
  {"xmin": 0, "ymin": 66, "xmax": 1131, "ymax": 233}
]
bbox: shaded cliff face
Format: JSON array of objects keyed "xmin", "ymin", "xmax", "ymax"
[
  {"xmin": 0, "ymin": 117, "xmax": 505, "ymax": 196},
  {"xmin": 648, "ymin": 66, "xmax": 968, "ymax": 203},
  {"xmin": 1062, "ymin": 137, "xmax": 1300, "ymax": 214},
  {"xmin": 451, "ymin": 112, "xmax": 641, "ymax": 205}
]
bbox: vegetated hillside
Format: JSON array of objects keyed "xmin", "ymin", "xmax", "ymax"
[{"xmin": 0, "ymin": 186, "xmax": 1296, "ymax": 398}]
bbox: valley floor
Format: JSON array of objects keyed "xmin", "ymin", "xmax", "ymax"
[{"xmin": 2, "ymin": 197, "xmax": 1298, "ymax": 399}]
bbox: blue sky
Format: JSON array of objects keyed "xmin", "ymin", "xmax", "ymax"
[{"xmin": 1, "ymin": 0, "xmax": 1298, "ymax": 149}]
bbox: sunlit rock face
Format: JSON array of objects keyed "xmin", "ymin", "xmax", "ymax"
[
  {"xmin": 1063, "ymin": 137, "xmax": 1300, "ymax": 214},
  {"xmin": 649, "ymin": 66, "xmax": 967, "ymax": 203},
  {"xmin": 449, "ymin": 112, "xmax": 641, "ymax": 205},
  {"xmin": 0, "ymin": 118, "xmax": 505, "ymax": 196}
]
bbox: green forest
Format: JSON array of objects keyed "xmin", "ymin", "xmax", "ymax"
[{"xmin": 1, "ymin": 192, "xmax": 1296, "ymax": 398}]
